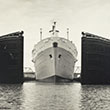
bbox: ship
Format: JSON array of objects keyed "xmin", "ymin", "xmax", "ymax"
[
  {"xmin": 32, "ymin": 22, "xmax": 78, "ymax": 82},
  {"xmin": 81, "ymin": 32, "xmax": 110, "ymax": 84}
]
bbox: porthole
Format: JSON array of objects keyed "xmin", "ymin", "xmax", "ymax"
[{"xmin": 49, "ymin": 54, "xmax": 52, "ymax": 58}]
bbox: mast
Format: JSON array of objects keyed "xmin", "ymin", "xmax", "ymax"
[
  {"xmin": 52, "ymin": 22, "xmax": 56, "ymax": 35},
  {"xmin": 40, "ymin": 28, "xmax": 42, "ymax": 41},
  {"xmin": 67, "ymin": 28, "xmax": 69, "ymax": 40},
  {"xmin": 49, "ymin": 22, "xmax": 59, "ymax": 37}
]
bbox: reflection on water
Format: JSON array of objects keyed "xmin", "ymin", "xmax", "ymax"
[
  {"xmin": 22, "ymin": 82, "xmax": 81, "ymax": 110},
  {"xmin": 0, "ymin": 82, "xmax": 110, "ymax": 110}
]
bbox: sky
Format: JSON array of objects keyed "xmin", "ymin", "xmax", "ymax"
[{"xmin": 0, "ymin": 0, "xmax": 110, "ymax": 71}]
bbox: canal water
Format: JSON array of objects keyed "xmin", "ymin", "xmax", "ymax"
[{"xmin": 0, "ymin": 81, "xmax": 110, "ymax": 110}]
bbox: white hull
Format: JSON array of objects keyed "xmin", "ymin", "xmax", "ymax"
[{"xmin": 32, "ymin": 37, "xmax": 78, "ymax": 81}]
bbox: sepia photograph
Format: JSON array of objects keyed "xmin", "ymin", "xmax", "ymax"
[{"xmin": 0, "ymin": 0, "xmax": 110, "ymax": 109}]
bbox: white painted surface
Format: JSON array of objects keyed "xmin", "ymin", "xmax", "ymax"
[
  {"xmin": 34, "ymin": 47, "xmax": 76, "ymax": 80},
  {"xmin": 32, "ymin": 37, "xmax": 77, "ymax": 80}
]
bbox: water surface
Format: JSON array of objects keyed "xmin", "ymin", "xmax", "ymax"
[{"xmin": 0, "ymin": 82, "xmax": 110, "ymax": 110}]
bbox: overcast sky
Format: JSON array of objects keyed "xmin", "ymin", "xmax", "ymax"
[{"xmin": 0, "ymin": 0, "xmax": 110, "ymax": 71}]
